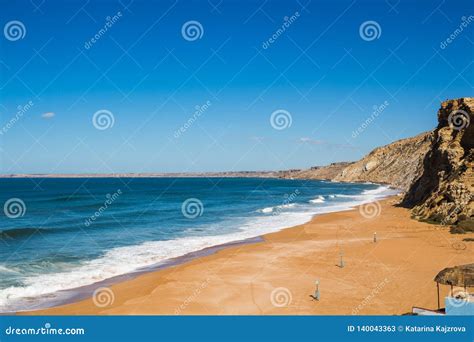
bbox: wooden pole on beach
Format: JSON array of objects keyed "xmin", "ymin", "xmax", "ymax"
[
  {"xmin": 315, "ymin": 280, "xmax": 320, "ymax": 301},
  {"xmin": 339, "ymin": 251, "xmax": 345, "ymax": 268},
  {"xmin": 373, "ymin": 232, "xmax": 377, "ymax": 243},
  {"xmin": 437, "ymin": 282, "xmax": 440, "ymax": 310}
]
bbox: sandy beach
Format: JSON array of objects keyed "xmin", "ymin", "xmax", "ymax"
[{"xmin": 26, "ymin": 196, "xmax": 471, "ymax": 315}]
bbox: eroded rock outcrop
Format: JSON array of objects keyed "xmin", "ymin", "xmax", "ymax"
[
  {"xmin": 279, "ymin": 162, "xmax": 353, "ymax": 180},
  {"xmin": 332, "ymin": 132, "xmax": 433, "ymax": 191},
  {"xmin": 283, "ymin": 132, "xmax": 433, "ymax": 191},
  {"xmin": 403, "ymin": 98, "xmax": 474, "ymax": 227},
  {"xmin": 281, "ymin": 97, "xmax": 473, "ymax": 228}
]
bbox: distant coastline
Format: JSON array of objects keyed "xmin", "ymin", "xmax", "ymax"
[{"xmin": 0, "ymin": 171, "xmax": 282, "ymax": 179}]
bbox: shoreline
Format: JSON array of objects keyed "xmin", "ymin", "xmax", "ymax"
[
  {"xmin": 21, "ymin": 196, "xmax": 472, "ymax": 315},
  {"xmin": 2, "ymin": 182, "xmax": 396, "ymax": 314},
  {"xmin": 5, "ymin": 236, "xmax": 264, "ymax": 314}
]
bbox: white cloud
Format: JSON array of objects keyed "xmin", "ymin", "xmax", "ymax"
[
  {"xmin": 298, "ymin": 137, "xmax": 323, "ymax": 144},
  {"xmin": 41, "ymin": 112, "xmax": 55, "ymax": 119}
]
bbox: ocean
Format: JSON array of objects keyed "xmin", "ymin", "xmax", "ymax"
[{"xmin": 0, "ymin": 177, "xmax": 397, "ymax": 312}]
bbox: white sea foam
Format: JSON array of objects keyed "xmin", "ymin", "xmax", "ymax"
[
  {"xmin": 362, "ymin": 185, "xmax": 391, "ymax": 195},
  {"xmin": 335, "ymin": 186, "xmax": 396, "ymax": 202},
  {"xmin": 0, "ymin": 185, "xmax": 398, "ymax": 312},
  {"xmin": 0, "ymin": 265, "xmax": 20, "ymax": 274},
  {"xmin": 257, "ymin": 203, "xmax": 296, "ymax": 213},
  {"xmin": 309, "ymin": 195, "xmax": 325, "ymax": 204}
]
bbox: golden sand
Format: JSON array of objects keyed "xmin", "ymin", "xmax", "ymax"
[{"xmin": 27, "ymin": 197, "xmax": 472, "ymax": 315}]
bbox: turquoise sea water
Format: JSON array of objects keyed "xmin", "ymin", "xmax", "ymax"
[{"xmin": 0, "ymin": 177, "xmax": 397, "ymax": 311}]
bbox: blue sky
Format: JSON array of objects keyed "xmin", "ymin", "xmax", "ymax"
[{"xmin": 0, "ymin": 0, "xmax": 473, "ymax": 174}]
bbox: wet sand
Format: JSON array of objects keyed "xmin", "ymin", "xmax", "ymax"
[{"xmin": 26, "ymin": 197, "xmax": 472, "ymax": 315}]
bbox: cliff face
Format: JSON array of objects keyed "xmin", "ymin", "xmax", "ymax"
[
  {"xmin": 284, "ymin": 132, "xmax": 432, "ymax": 191},
  {"xmin": 333, "ymin": 132, "xmax": 433, "ymax": 191},
  {"xmin": 403, "ymin": 98, "xmax": 473, "ymax": 227},
  {"xmin": 279, "ymin": 162, "xmax": 352, "ymax": 180},
  {"xmin": 283, "ymin": 97, "xmax": 473, "ymax": 228}
]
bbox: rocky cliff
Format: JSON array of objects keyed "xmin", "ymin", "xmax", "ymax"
[
  {"xmin": 333, "ymin": 132, "xmax": 433, "ymax": 191},
  {"xmin": 278, "ymin": 162, "xmax": 352, "ymax": 181},
  {"xmin": 402, "ymin": 98, "xmax": 473, "ymax": 228},
  {"xmin": 283, "ymin": 97, "xmax": 473, "ymax": 228},
  {"xmin": 283, "ymin": 132, "xmax": 432, "ymax": 191}
]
